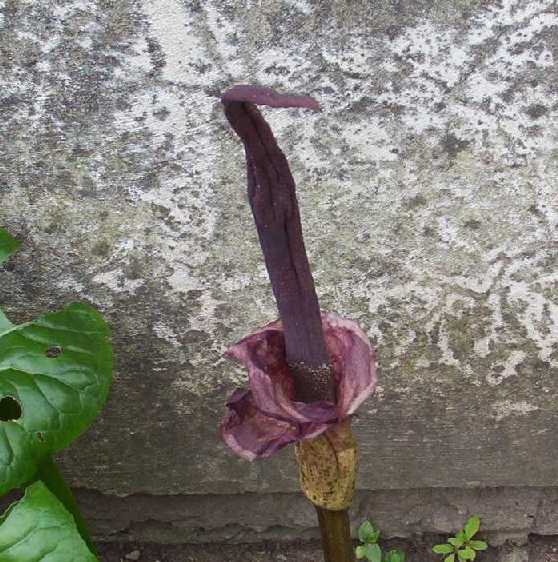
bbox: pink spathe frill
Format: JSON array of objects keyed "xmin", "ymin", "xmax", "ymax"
[{"xmin": 220, "ymin": 312, "xmax": 377, "ymax": 461}]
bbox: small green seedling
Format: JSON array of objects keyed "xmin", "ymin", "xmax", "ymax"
[
  {"xmin": 433, "ymin": 515, "xmax": 488, "ymax": 561},
  {"xmin": 356, "ymin": 520, "xmax": 406, "ymax": 562}
]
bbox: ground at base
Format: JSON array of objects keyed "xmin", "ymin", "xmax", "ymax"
[{"xmin": 97, "ymin": 535, "xmax": 558, "ymax": 561}]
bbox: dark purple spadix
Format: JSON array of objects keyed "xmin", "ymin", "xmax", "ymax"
[{"xmin": 221, "ymin": 84, "xmax": 332, "ymax": 403}]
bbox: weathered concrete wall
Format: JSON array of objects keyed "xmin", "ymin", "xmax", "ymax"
[
  {"xmin": 77, "ymin": 486, "xmax": 558, "ymax": 546},
  {"xmin": 1, "ymin": 0, "xmax": 557, "ymax": 543}
]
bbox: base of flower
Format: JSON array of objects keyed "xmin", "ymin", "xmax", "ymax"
[{"xmin": 294, "ymin": 420, "xmax": 357, "ymax": 511}]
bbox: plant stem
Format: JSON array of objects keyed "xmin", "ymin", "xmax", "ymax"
[
  {"xmin": 37, "ymin": 456, "xmax": 98, "ymax": 556},
  {"xmin": 316, "ymin": 507, "xmax": 355, "ymax": 562}
]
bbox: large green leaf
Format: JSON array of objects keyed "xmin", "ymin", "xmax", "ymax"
[
  {"xmin": 0, "ymin": 303, "xmax": 112, "ymax": 495},
  {"xmin": 0, "ymin": 480, "xmax": 97, "ymax": 561},
  {"xmin": 0, "ymin": 312, "xmax": 12, "ymax": 334},
  {"xmin": 0, "ymin": 230, "xmax": 20, "ymax": 267},
  {"xmin": 0, "ymin": 229, "xmax": 20, "ymax": 332}
]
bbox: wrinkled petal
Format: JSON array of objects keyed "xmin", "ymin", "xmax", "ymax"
[
  {"xmin": 220, "ymin": 389, "xmax": 301, "ymax": 461},
  {"xmin": 322, "ymin": 313, "xmax": 377, "ymax": 416},
  {"xmin": 221, "ymin": 312, "xmax": 377, "ymax": 460},
  {"xmin": 226, "ymin": 324, "xmax": 336, "ymax": 424}
]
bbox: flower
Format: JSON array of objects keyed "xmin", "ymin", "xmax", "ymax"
[{"xmin": 220, "ymin": 312, "xmax": 377, "ymax": 461}]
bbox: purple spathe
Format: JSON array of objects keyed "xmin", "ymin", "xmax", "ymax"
[{"xmin": 220, "ymin": 312, "xmax": 377, "ymax": 461}]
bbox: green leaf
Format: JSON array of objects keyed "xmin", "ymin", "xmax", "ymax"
[
  {"xmin": 464, "ymin": 516, "xmax": 480, "ymax": 539},
  {"xmin": 37, "ymin": 456, "xmax": 97, "ymax": 555},
  {"xmin": 385, "ymin": 549, "xmax": 406, "ymax": 562},
  {"xmin": 444, "ymin": 556, "xmax": 455, "ymax": 562},
  {"xmin": 433, "ymin": 544, "xmax": 455, "ymax": 554},
  {"xmin": 356, "ymin": 545, "xmax": 367, "ymax": 559},
  {"xmin": 0, "ymin": 311, "xmax": 12, "ymax": 333},
  {"xmin": 0, "ymin": 229, "xmax": 20, "ymax": 266},
  {"xmin": 458, "ymin": 547, "xmax": 476, "ymax": 560},
  {"xmin": 449, "ymin": 536, "xmax": 464, "ymax": 548},
  {"xmin": 364, "ymin": 543, "xmax": 382, "ymax": 562},
  {"xmin": 358, "ymin": 520, "xmax": 380, "ymax": 544},
  {"xmin": 469, "ymin": 540, "xmax": 487, "ymax": 551},
  {"xmin": 0, "ymin": 480, "xmax": 97, "ymax": 561},
  {"xmin": 0, "ymin": 303, "xmax": 112, "ymax": 495}
]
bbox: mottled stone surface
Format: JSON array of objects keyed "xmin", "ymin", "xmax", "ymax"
[{"xmin": 1, "ymin": 0, "xmax": 557, "ymax": 540}]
